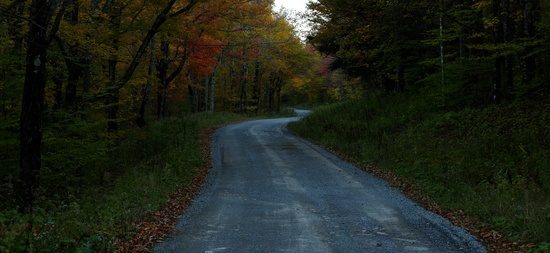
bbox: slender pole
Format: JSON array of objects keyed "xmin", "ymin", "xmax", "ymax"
[{"xmin": 439, "ymin": 0, "xmax": 445, "ymax": 86}]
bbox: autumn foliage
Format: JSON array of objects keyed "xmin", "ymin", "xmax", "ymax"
[{"xmin": 0, "ymin": 0, "xmax": 312, "ymax": 251}]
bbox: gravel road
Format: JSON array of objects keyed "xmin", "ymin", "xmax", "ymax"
[{"xmin": 154, "ymin": 114, "xmax": 486, "ymax": 253}]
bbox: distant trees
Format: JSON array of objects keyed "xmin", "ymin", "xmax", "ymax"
[{"xmin": 306, "ymin": 0, "xmax": 549, "ymax": 104}]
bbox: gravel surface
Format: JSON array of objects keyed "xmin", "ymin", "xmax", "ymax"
[{"xmin": 154, "ymin": 115, "xmax": 486, "ymax": 253}]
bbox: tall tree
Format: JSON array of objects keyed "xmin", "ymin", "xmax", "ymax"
[
  {"xmin": 521, "ymin": 0, "xmax": 538, "ymax": 85},
  {"xmin": 105, "ymin": 0, "xmax": 200, "ymax": 131},
  {"xmin": 18, "ymin": 0, "xmax": 67, "ymax": 213}
]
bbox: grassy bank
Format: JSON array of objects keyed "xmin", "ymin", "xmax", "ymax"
[
  {"xmin": 1, "ymin": 111, "xmax": 286, "ymax": 252},
  {"xmin": 288, "ymin": 93, "xmax": 550, "ymax": 251}
]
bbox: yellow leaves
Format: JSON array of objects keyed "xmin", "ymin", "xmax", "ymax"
[
  {"xmin": 58, "ymin": 21, "xmax": 95, "ymax": 47},
  {"xmin": 472, "ymin": 1, "xmax": 491, "ymax": 10}
]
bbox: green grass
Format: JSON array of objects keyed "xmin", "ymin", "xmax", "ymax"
[
  {"xmin": 0, "ymin": 111, "xmax": 280, "ymax": 252},
  {"xmin": 288, "ymin": 92, "xmax": 550, "ymax": 248}
]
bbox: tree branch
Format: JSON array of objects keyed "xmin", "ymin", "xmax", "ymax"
[{"xmin": 116, "ymin": 0, "xmax": 199, "ymax": 89}]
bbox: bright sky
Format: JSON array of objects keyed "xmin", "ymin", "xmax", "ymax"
[
  {"xmin": 273, "ymin": 0, "xmax": 311, "ymax": 39},
  {"xmin": 273, "ymin": 0, "xmax": 309, "ymax": 13}
]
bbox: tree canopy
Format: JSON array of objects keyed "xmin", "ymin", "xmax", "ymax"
[
  {"xmin": 0, "ymin": 0, "xmax": 313, "ymax": 214},
  {"xmin": 306, "ymin": 0, "xmax": 549, "ymax": 102}
]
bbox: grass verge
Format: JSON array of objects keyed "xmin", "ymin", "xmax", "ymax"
[
  {"xmin": 287, "ymin": 93, "xmax": 549, "ymax": 252},
  {"xmin": 1, "ymin": 111, "xmax": 287, "ymax": 252}
]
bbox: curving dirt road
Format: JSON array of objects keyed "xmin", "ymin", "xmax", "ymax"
[{"xmin": 154, "ymin": 114, "xmax": 486, "ymax": 253}]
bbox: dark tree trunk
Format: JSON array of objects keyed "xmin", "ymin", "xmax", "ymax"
[
  {"xmin": 137, "ymin": 37, "xmax": 156, "ymax": 127},
  {"xmin": 18, "ymin": 0, "xmax": 66, "ymax": 213},
  {"xmin": 252, "ymin": 62, "xmax": 261, "ymax": 112},
  {"xmin": 51, "ymin": 61, "xmax": 64, "ymax": 110},
  {"xmin": 81, "ymin": 54, "xmax": 92, "ymax": 120},
  {"xmin": 106, "ymin": 0, "xmax": 199, "ymax": 130},
  {"xmin": 64, "ymin": 0, "xmax": 82, "ymax": 110},
  {"xmin": 204, "ymin": 74, "xmax": 210, "ymax": 112},
  {"xmin": 276, "ymin": 82, "xmax": 281, "ymax": 113},
  {"xmin": 187, "ymin": 74, "xmax": 199, "ymax": 113},
  {"xmin": 107, "ymin": 57, "xmax": 120, "ymax": 131},
  {"xmin": 521, "ymin": 0, "xmax": 537, "ymax": 85},
  {"xmin": 156, "ymin": 40, "xmax": 169, "ymax": 117},
  {"xmin": 238, "ymin": 65, "xmax": 248, "ymax": 113},
  {"xmin": 396, "ymin": 64, "xmax": 405, "ymax": 92},
  {"xmin": 106, "ymin": 3, "xmax": 121, "ymax": 132},
  {"xmin": 502, "ymin": 0, "xmax": 514, "ymax": 99},
  {"xmin": 81, "ymin": 0, "xmax": 101, "ymax": 120},
  {"xmin": 383, "ymin": 76, "xmax": 396, "ymax": 94},
  {"xmin": 65, "ymin": 61, "xmax": 82, "ymax": 109},
  {"xmin": 492, "ymin": 0, "xmax": 504, "ymax": 104}
]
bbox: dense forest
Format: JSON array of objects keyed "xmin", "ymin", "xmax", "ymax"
[
  {"xmin": 303, "ymin": 0, "xmax": 549, "ymax": 100},
  {"xmin": 288, "ymin": 0, "xmax": 550, "ymax": 251},
  {"xmin": 1, "ymin": 0, "xmax": 549, "ymax": 251},
  {"xmin": 0, "ymin": 0, "xmax": 314, "ymax": 251}
]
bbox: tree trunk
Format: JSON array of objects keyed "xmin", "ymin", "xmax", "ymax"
[
  {"xmin": 492, "ymin": 0, "xmax": 504, "ymax": 104},
  {"xmin": 106, "ymin": 1, "xmax": 122, "ymax": 132},
  {"xmin": 204, "ymin": 74, "xmax": 210, "ymax": 112},
  {"xmin": 502, "ymin": 0, "xmax": 514, "ymax": 99},
  {"xmin": 107, "ymin": 56, "xmax": 120, "ymax": 131},
  {"xmin": 81, "ymin": 0, "xmax": 101, "ymax": 120},
  {"xmin": 239, "ymin": 65, "xmax": 248, "ymax": 113},
  {"xmin": 157, "ymin": 40, "xmax": 169, "ymax": 117},
  {"xmin": 396, "ymin": 64, "xmax": 405, "ymax": 92},
  {"xmin": 209, "ymin": 54, "xmax": 224, "ymax": 114},
  {"xmin": 65, "ymin": 60, "xmax": 82, "ymax": 110},
  {"xmin": 187, "ymin": 73, "xmax": 199, "ymax": 113},
  {"xmin": 18, "ymin": 0, "xmax": 65, "ymax": 214},
  {"xmin": 521, "ymin": 0, "xmax": 537, "ymax": 85},
  {"xmin": 107, "ymin": 0, "xmax": 199, "ymax": 129},
  {"xmin": 253, "ymin": 61, "xmax": 261, "ymax": 112},
  {"xmin": 64, "ymin": 0, "xmax": 82, "ymax": 110},
  {"xmin": 81, "ymin": 54, "xmax": 92, "ymax": 120},
  {"xmin": 439, "ymin": 0, "xmax": 445, "ymax": 86},
  {"xmin": 276, "ymin": 81, "xmax": 282, "ymax": 113},
  {"xmin": 51, "ymin": 60, "xmax": 64, "ymax": 110},
  {"xmin": 137, "ymin": 36, "xmax": 156, "ymax": 127}
]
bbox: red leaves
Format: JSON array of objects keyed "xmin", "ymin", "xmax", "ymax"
[{"xmin": 188, "ymin": 35, "xmax": 224, "ymax": 77}]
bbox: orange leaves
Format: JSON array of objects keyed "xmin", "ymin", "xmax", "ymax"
[{"xmin": 187, "ymin": 35, "xmax": 224, "ymax": 77}]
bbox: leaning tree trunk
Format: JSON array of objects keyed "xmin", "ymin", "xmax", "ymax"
[
  {"xmin": 136, "ymin": 36, "xmax": 156, "ymax": 127},
  {"xmin": 106, "ymin": 0, "xmax": 199, "ymax": 130}
]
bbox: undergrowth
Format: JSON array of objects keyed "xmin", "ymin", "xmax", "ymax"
[
  {"xmin": 288, "ymin": 92, "xmax": 550, "ymax": 249},
  {"xmin": 0, "ymin": 111, "xmax": 263, "ymax": 252}
]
